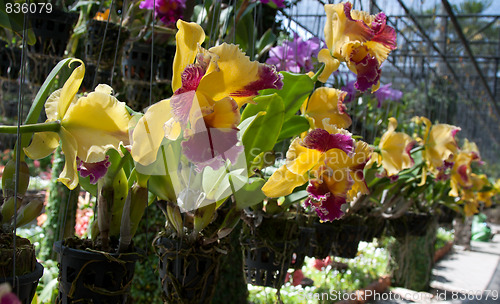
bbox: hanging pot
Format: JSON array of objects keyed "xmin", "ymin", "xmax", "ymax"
[
  {"xmin": 84, "ymin": 20, "xmax": 129, "ymax": 70},
  {"xmin": 0, "ymin": 234, "xmax": 43, "ymax": 304},
  {"xmin": 154, "ymin": 235, "xmax": 225, "ymax": 304},
  {"xmin": 241, "ymin": 216, "xmax": 298, "ymax": 289},
  {"xmin": 388, "ymin": 212, "xmax": 433, "ymax": 238},
  {"xmin": 28, "ymin": 10, "xmax": 78, "ymax": 57},
  {"xmin": 157, "ymin": 44, "xmax": 175, "ymax": 83},
  {"xmin": 54, "ymin": 240, "xmax": 141, "ymax": 304},
  {"xmin": 121, "ymin": 81, "xmax": 161, "ymax": 112},
  {"xmin": 289, "ymin": 226, "xmax": 315, "ymax": 270},
  {"xmin": 360, "ymin": 215, "xmax": 386, "ymax": 242},
  {"xmin": 0, "ymin": 40, "xmax": 21, "ymax": 80},
  {"xmin": 121, "ymin": 42, "xmax": 164, "ymax": 82},
  {"xmin": 27, "ymin": 10, "xmax": 77, "ymax": 86},
  {"xmin": 313, "ymin": 215, "xmax": 367, "ymax": 259},
  {"xmin": 0, "ymin": 263, "xmax": 44, "ymax": 304}
]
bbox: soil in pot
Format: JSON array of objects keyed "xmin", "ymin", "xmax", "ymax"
[
  {"xmin": 0, "ymin": 233, "xmax": 43, "ymax": 304},
  {"xmin": 54, "ymin": 238, "xmax": 141, "ymax": 304}
]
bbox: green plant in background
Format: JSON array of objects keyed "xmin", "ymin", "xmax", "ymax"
[{"xmin": 248, "ymin": 241, "xmax": 390, "ymax": 304}]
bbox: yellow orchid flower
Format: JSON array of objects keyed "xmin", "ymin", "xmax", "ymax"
[
  {"xmin": 414, "ymin": 116, "xmax": 460, "ymax": 184},
  {"xmin": 131, "ymin": 20, "xmax": 283, "ymax": 168},
  {"xmin": 263, "ymin": 123, "xmax": 367, "ymax": 221},
  {"xmin": 320, "ymin": 2, "xmax": 397, "ymax": 91},
  {"xmin": 449, "ymin": 151, "xmax": 479, "ymax": 197},
  {"xmin": 368, "ymin": 117, "xmax": 415, "ymax": 177},
  {"xmin": 301, "ymin": 87, "xmax": 352, "ymax": 130},
  {"xmin": 24, "ymin": 60, "xmax": 131, "ymax": 189}
]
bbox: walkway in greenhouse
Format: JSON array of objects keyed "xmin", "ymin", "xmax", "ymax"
[{"xmin": 371, "ymin": 227, "xmax": 500, "ymax": 304}]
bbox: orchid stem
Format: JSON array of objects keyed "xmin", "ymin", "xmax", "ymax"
[
  {"xmin": 0, "ymin": 121, "xmax": 61, "ymax": 134},
  {"xmin": 311, "ymin": 63, "xmax": 325, "ymax": 83}
]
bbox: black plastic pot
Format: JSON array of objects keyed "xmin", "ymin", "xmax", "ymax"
[
  {"xmin": 241, "ymin": 217, "xmax": 298, "ymax": 288},
  {"xmin": 0, "ymin": 40, "xmax": 21, "ymax": 80},
  {"xmin": 121, "ymin": 42, "xmax": 164, "ymax": 82},
  {"xmin": 154, "ymin": 236, "xmax": 223, "ymax": 304},
  {"xmin": 0, "ymin": 262, "xmax": 43, "ymax": 304},
  {"xmin": 54, "ymin": 241, "xmax": 141, "ymax": 304},
  {"xmin": 84, "ymin": 20, "xmax": 129, "ymax": 69},
  {"xmin": 122, "ymin": 81, "xmax": 161, "ymax": 112},
  {"xmin": 389, "ymin": 212, "xmax": 433, "ymax": 238},
  {"xmin": 28, "ymin": 10, "xmax": 78, "ymax": 57},
  {"xmin": 157, "ymin": 45, "xmax": 175, "ymax": 83},
  {"xmin": 360, "ymin": 216, "xmax": 386, "ymax": 242},
  {"xmin": 289, "ymin": 226, "xmax": 315, "ymax": 270},
  {"xmin": 313, "ymin": 216, "xmax": 366, "ymax": 259}
]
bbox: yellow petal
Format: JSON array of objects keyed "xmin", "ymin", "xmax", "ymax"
[
  {"xmin": 301, "ymin": 87, "xmax": 351, "ymax": 129},
  {"xmin": 131, "ymin": 99, "xmax": 173, "ymax": 166},
  {"xmin": 425, "ymin": 123, "xmax": 460, "ymax": 170},
  {"xmin": 45, "ymin": 89, "xmax": 62, "ymax": 121},
  {"xmin": 285, "ymin": 138, "xmax": 322, "ymax": 175},
  {"xmin": 62, "ymin": 86, "xmax": 131, "ymax": 163},
  {"xmin": 203, "ymin": 95, "xmax": 240, "ymax": 129},
  {"xmin": 324, "ymin": 3, "xmax": 374, "ymax": 59},
  {"xmin": 58, "ymin": 59, "xmax": 85, "ymax": 118},
  {"xmin": 57, "ymin": 128, "xmax": 79, "ymax": 190},
  {"xmin": 172, "ymin": 20, "xmax": 206, "ymax": 93},
  {"xmin": 197, "ymin": 43, "xmax": 277, "ymax": 107},
  {"xmin": 23, "ymin": 132, "xmax": 60, "ymax": 160},
  {"xmin": 379, "ymin": 124, "xmax": 414, "ymax": 177},
  {"xmin": 317, "ymin": 48, "xmax": 340, "ymax": 83},
  {"xmin": 262, "ymin": 165, "xmax": 308, "ymax": 198}
]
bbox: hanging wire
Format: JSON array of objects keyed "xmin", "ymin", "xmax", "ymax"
[
  {"xmin": 110, "ymin": 0, "xmax": 128, "ymax": 87},
  {"xmin": 93, "ymin": 0, "xmax": 116, "ymax": 90},
  {"xmin": 11, "ymin": 0, "xmax": 31, "ymax": 285}
]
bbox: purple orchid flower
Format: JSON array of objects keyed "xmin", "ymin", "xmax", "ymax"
[{"xmin": 139, "ymin": 0, "xmax": 186, "ymax": 26}]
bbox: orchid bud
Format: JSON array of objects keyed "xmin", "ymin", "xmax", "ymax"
[
  {"xmin": 15, "ymin": 199, "xmax": 43, "ymax": 227},
  {"xmin": 0, "ymin": 196, "xmax": 23, "ymax": 224},
  {"xmin": 2, "ymin": 159, "xmax": 30, "ymax": 198}
]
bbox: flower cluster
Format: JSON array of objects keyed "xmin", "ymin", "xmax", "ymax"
[
  {"xmin": 318, "ymin": 2, "xmax": 397, "ymax": 92},
  {"xmin": 140, "ymin": 0, "xmax": 186, "ymax": 27},
  {"xmin": 266, "ymin": 35, "xmax": 322, "ymax": 73}
]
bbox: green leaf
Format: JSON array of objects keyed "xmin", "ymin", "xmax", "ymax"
[
  {"xmin": 234, "ymin": 177, "xmax": 267, "ymax": 210},
  {"xmin": 0, "ymin": 4, "xmax": 36, "ymax": 45},
  {"xmin": 260, "ymin": 72, "xmax": 314, "ymax": 120},
  {"xmin": 277, "ymin": 115, "xmax": 310, "ymax": 141},
  {"xmin": 255, "ymin": 28, "xmax": 276, "ymax": 60},
  {"xmin": 241, "ymin": 94, "xmax": 284, "ymax": 166}
]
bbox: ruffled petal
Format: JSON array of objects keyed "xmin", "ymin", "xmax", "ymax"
[
  {"xmin": 262, "ymin": 165, "xmax": 308, "ymax": 198},
  {"xmin": 58, "ymin": 128, "xmax": 79, "ymax": 190},
  {"xmin": 197, "ymin": 43, "xmax": 283, "ymax": 107},
  {"xmin": 301, "ymin": 87, "xmax": 351, "ymax": 129},
  {"xmin": 302, "ymin": 129, "xmax": 354, "ymax": 154},
  {"xmin": 24, "ymin": 132, "xmax": 60, "ymax": 160},
  {"xmin": 77, "ymin": 156, "xmax": 110, "ymax": 184},
  {"xmin": 317, "ymin": 48, "xmax": 340, "ymax": 83},
  {"xmin": 425, "ymin": 123, "xmax": 460, "ymax": 170},
  {"xmin": 379, "ymin": 132, "xmax": 414, "ymax": 176},
  {"xmin": 62, "ymin": 85, "xmax": 131, "ymax": 163},
  {"xmin": 324, "ymin": 3, "xmax": 374, "ymax": 58},
  {"xmin": 131, "ymin": 99, "xmax": 173, "ymax": 166},
  {"xmin": 172, "ymin": 20, "xmax": 206, "ymax": 93}
]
